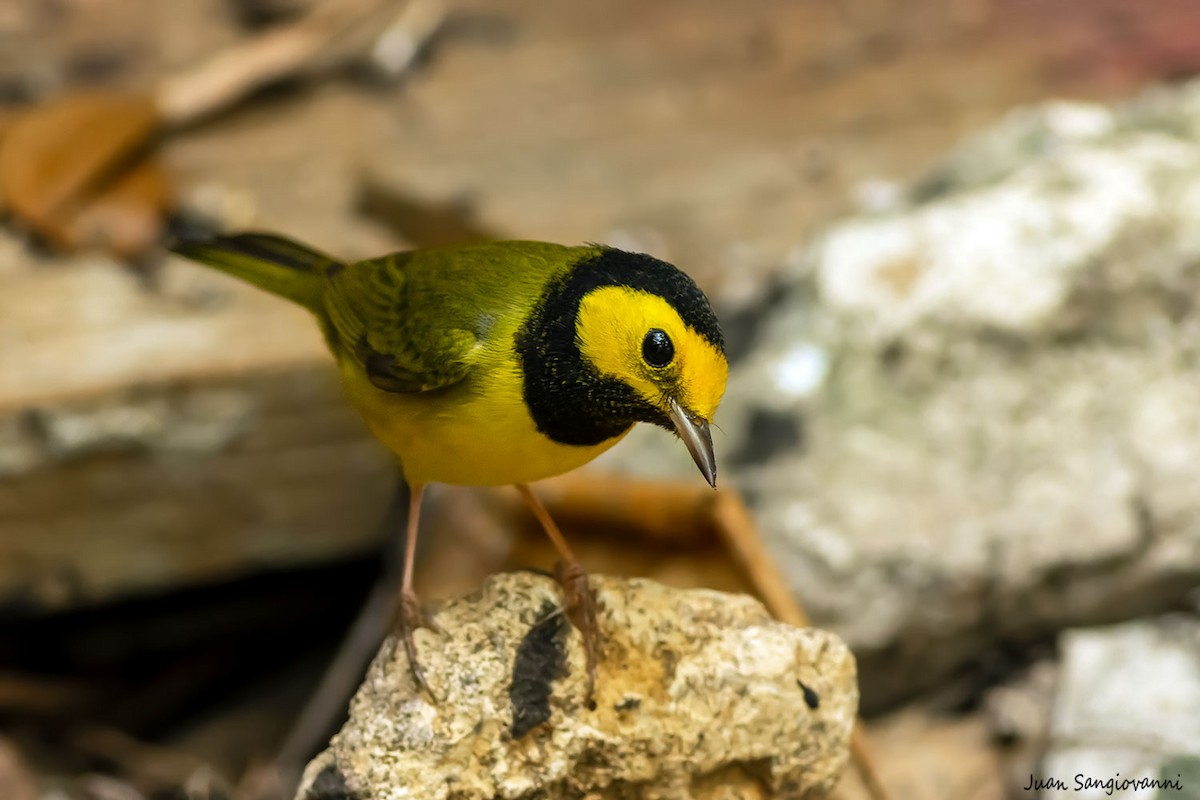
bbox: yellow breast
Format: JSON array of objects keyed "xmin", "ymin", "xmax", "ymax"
[{"xmin": 337, "ymin": 352, "xmax": 629, "ymax": 487}]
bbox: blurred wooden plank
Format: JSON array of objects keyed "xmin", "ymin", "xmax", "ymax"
[
  {"xmin": 0, "ymin": 253, "xmax": 394, "ymax": 613},
  {"xmin": 0, "ymin": 255, "xmax": 326, "ymax": 408}
]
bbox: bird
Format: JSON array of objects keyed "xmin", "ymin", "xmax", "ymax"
[{"xmin": 168, "ymin": 233, "xmax": 728, "ymax": 697}]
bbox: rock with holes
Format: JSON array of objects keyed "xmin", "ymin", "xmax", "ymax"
[{"xmin": 295, "ymin": 572, "xmax": 857, "ymax": 800}]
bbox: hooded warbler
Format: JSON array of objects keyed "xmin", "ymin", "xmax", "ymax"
[{"xmin": 169, "ymin": 233, "xmax": 728, "ymax": 695}]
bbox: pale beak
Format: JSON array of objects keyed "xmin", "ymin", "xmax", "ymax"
[{"xmin": 668, "ymin": 397, "xmax": 717, "ymax": 488}]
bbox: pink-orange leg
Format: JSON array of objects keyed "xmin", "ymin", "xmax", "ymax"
[
  {"xmin": 393, "ymin": 483, "xmax": 441, "ymax": 698},
  {"xmin": 517, "ymin": 483, "xmax": 600, "ymax": 696}
]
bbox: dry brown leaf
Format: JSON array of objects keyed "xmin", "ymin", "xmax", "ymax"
[
  {"xmin": 0, "ymin": 90, "xmax": 159, "ymax": 226},
  {"xmin": 0, "ymin": 1, "xmax": 442, "ymax": 260},
  {"xmin": 0, "ymin": 89, "xmax": 169, "ymax": 257}
]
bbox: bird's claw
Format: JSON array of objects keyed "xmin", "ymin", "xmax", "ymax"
[
  {"xmin": 393, "ymin": 590, "xmax": 442, "ymax": 701},
  {"xmin": 553, "ymin": 560, "xmax": 601, "ymax": 701}
]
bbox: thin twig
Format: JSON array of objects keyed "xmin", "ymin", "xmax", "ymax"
[
  {"xmin": 156, "ymin": 0, "xmax": 443, "ymax": 128},
  {"xmin": 712, "ymin": 491, "xmax": 809, "ymax": 626},
  {"xmin": 68, "ymin": 725, "xmax": 221, "ymax": 795},
  {"xmin": 272, "ymin": 482, "xmax": 411, "ymax": 795},
  {"xmin": 274, "ymin": 577, "xmax": 399, "ymax": 785},
  {"xmin": 369, "ymin": 0, "xmax": 447, "ymax": 77}
]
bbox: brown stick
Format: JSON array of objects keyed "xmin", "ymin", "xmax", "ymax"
[
  {"xmin": 154, "ymin": 0, "xmax": 446, "ymax": 127},
  {"xmin": 525, "ymin": 473, "xmax": 892, "ymax": 799},
  {"xmin": 712, "ymin": 491, "xmax": 808, "ymax": 626},
  {"xmin": 68, "ymin": 725, "xmax": 215, "ymax": 794},
  {"xmin": 712, "ymin": 489, "xmax": 892, "ymax": 800}
]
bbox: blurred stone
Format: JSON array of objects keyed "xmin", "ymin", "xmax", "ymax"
[
  {"xmin": 604, "ymin": 79, "xmax": 1200, "ymax": 711},
  {"xmin": 982, "ymin": 659, "xmax": 1058, "ymax": 795},
  {"xmin": 1042, "ymin": 617, "xmax": 1200, "ymax": 799},
  {"xmin": 297, "ymin": 573, "xmax": 857, "ymax": 800},
  {"xmin": 982, "ymin": 659, "xmax": 1057, "ymax": 748}
]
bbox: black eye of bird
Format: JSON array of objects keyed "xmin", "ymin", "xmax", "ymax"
[{"xmin": 642, "ymin": 328, "xmax": 674, "ymax": 367}]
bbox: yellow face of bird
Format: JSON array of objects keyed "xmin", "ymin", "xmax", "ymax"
[
  {"xmin": 576, "ymin": 285, "xmax": 728, "ymax": 425},
  {"xmin": 514, "ymin": 246, "xmax": 727, "ymax": 485}
]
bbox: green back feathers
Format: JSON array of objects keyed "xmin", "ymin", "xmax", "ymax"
[
  {"xmin": 168, "ymin": 235, "xmax": 612, "ymax": 398},
  {"xmin": 169, "ymin": 233, "xmax": 339, "ymax": 313}
]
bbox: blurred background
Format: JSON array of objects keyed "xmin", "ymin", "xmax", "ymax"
[{"xmin": 3, "ymin": 0, "xmax": 1200, "ymax": 798}]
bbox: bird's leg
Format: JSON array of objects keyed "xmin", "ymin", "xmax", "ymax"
[
  {"xmin": 392, "ymin": 482, "xmax": 440, "ymax": 699},
  {"xmin": 516, "ymin": 483, "xmax": 600, "ymax": 697}
]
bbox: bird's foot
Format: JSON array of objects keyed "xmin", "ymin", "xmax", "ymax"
[
  {"xmin": 553, "ymin": 560, "xmax": 601, "ymax": 700},
  {"xmin": 391, "ymin": 589, "xmax": 443, "ymax": 701}
]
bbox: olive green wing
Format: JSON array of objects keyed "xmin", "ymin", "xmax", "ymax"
[
  {"xmin": 323, "ymin": 241, "xmax": 592, "ymax": 394},
  {"xmin": 321, "ymin": 252, "xmax": 477, "ymax": 393}
]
